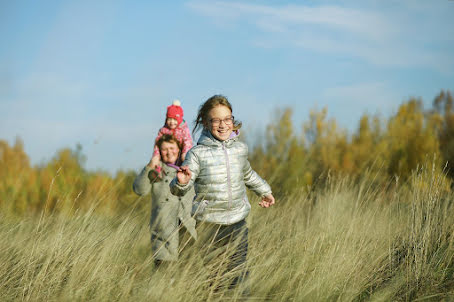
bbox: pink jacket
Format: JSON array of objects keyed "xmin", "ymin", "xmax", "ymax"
[{"xmin": 153, "ymin": 121, "xmax": 193, "ymax": 159}]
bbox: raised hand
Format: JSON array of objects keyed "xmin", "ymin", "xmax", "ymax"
[
  {"xmin": 177, "ymin": 166, "xmax": 192, "ymax": 185},
  {"xmin": 259, "ymin": 194, "xmax": 275, "ymax": 208},
  {"xmin": 147, "ymin": 156, "xmax": 160, "ymax": 169}
]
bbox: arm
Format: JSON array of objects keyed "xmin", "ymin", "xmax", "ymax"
[
  {"xmin": 170, "ymin": 149, "xmax": 200, "ymax": 196},
  {"xmin": 132, "ymin": 166, "xmax": 153, "ymax": 196},
  {"xmin": 243, "ymin": 161, "xmax": 275, "ymax": 208},
  {"xmin": 243, "ymin": 159, "xmax": 272, "ymax": 197}
]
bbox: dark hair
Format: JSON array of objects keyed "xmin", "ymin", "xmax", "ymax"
[
  {"xmin": 156, "ymin": 134, "xmax": 182, "ymax": 151},
  {"xmin": 193, "ymin": 95, "xmax": 242, "ymax": 134}
]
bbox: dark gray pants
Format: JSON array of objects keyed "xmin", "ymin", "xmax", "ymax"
[{"xmin": 197, "ymin": 219, "xmax": 249, "ymax": 289}]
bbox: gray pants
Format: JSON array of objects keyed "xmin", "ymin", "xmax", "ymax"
[{"xmin": 196, "ymin": 220, "xmax": 249, "ymax": 290}]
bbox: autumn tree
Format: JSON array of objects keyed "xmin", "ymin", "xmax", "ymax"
[
  {"xmin": 431, "ymin": 90, "xmax": 454, "ymax": 178},
  {"xmin": 0, "ymin": 138, "xmax": 37, "ymax": 213},
  {"xmin": 303, "ymin": 107, "xmax": 350, "ymax": 179},
  {"xmin": 385, "ymin": 99, "xmax": 440, "ymax": 179},
  {"xmin": 250, "ymin": 108, "xmax": 308, "ymax": 196}
]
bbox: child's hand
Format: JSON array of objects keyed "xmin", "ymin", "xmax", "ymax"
[
  {"xmin": 177, "ymin": 166, "xmax": 191, "ymax": 185},
  {"xmin": 259, "ymin": 194, "xmax": 275, "ymax": 208}
]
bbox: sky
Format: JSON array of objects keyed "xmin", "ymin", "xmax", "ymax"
[{"xmin": 1, "ymin": 0, "xmax": 453, "ymax": 174}]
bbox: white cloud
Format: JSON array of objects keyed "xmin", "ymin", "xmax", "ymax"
[
  {"xmin": 188, "ymin": 2, "xmax": 394, "ymax": 40},
  {"xmin": 188, "ymin": 1, "xmax": 454, "ymax": 73}
]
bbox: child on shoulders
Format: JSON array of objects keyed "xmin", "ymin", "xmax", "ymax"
[{"xmin": 149, "ymin": 100, "xmax": 193, "ymax": 170}]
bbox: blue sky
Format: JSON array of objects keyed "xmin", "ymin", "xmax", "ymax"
[{"xmin": 1, "ymin": 0, "xmax": 453, "ymax": 174}]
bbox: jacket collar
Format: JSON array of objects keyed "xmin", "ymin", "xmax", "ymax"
[{"xmin": 197, "ymin": 128, "xmax": 240, "ymax": 147}]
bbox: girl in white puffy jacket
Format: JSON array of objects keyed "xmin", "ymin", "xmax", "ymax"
[{"xmin": 170, "ymin": 95, "xmax": 275, "ymax": 291}]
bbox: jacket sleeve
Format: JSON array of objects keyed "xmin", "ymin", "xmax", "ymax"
[
  {"xmin": 133, "ymin": 166, "xmax": 153, "ymax": 196},
  {"xmin": 180, "ymin": 122, "xmax": 194, "ymax": 157},
  {"xmin": 170, "ymin": 148, "xmax": 200, "ymax": 196},
  {"xmin": 243, "ymin": 159, "xmax": 272, "ymax": 197}
]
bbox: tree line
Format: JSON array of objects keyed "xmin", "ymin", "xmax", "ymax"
[
  {"xmin": 250, "ymin": 90, "xmax": 453, "ymax": 197},
  {"xmin": 1, "ymin": 90, "xmax": 452, "ymax": 215}
]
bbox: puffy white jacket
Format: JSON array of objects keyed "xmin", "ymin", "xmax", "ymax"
[{"xmin": 170, "ymin": 129, "xmax": 272, "ymax": 225}]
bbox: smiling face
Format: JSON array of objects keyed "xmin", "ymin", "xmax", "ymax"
[
  {"xmin": 205, "ymin": 105, "xmax": 233, "ymax": 141},
  {"xmin": 166, "ymin": 118, "xmax": 178, "ymax": 130},
  {"xmin": 159, "ymin": 141, "xmax": 180, "ymax": 164}
]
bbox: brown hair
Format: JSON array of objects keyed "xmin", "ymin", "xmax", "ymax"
[
  {"xmin": 193, "ymin": 95, "xmax": 242, "ymax": 134},
  {"xmin": 156, "ymin": 134, "xmax": 182, "ymax": 151}
]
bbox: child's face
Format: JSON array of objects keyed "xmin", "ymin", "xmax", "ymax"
[
  {"xmin": 166, "ymin": 118, "xmax": 178, "ymax": 129},
  {"xmin": 206, "ymin": 105, "xmax": 233, "ymax": 141}
]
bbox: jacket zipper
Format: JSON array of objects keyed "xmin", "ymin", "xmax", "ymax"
[{"xmin": 222, "ymin": 143, "xmax": 232, "ymax": 210}]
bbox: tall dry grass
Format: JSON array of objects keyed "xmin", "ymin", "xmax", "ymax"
[{"xmin": 1, "ymin": 167, "xmax": 453, "ymax": 301}]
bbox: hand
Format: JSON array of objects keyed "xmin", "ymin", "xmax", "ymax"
[
  {"xmin": 177, "ymin": 166, "xmax": 191, "ymax": 185},
  {"xmin": 147, "ymin": 156, "xmax": 160, "ymax": 169},
  {"xmin": 259, "ymin": 194, "xmax": 275, "ymax": 208}
]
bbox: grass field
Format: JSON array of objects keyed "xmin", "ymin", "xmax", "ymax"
[{"xmin": 1, "ymin": 168, "xmax": 453, "ymax": 301}]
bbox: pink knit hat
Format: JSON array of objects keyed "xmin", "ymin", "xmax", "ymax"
[{"xmin": 166, "ymin": 100, "xmax": 183, "ymax": 125}]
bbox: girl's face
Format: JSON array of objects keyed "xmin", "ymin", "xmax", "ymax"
[
  {"xmin": 206, "ymin": 105, "xmax": 234, "ymax": 141},
  {"xmin": 166, "ymin": 118, "xmax": 178, "ymax": 130},
  {"xmin": 160, "ymin": 141, "xmax": 180, "ymax": 164}
]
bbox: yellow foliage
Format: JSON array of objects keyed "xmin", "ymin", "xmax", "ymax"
[
  {"xmin": 386, "ymin": 99, "xmax": 441, "ymax": 179},
  {"xmin": 0, "ymin": 140, "xmax": 138, "ymax": 216},
  {"xmin": 250, "ymin": 92, "xmax": 452, "ymax": 198},
  {"xmin": 2, "ymin": 91, "xmax": 453, "ymax": 214}
]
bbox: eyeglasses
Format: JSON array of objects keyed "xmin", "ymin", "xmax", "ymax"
[{"xmin": 210, "ymin": 116, "xmax": 234, "ymax": 127}]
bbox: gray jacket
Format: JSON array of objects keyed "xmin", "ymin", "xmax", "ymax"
[
  {"xmin": 133, "ymin": 163, "xmax": 197, "ymax": 261},
  {"xmin": 170, "ymin": 129, "xmax": 272, "ymax": 225}
]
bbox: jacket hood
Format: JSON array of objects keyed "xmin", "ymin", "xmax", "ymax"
[{"xmin": 197, "ymin": 128, "xmax": 240, "ymax": 147}]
